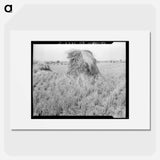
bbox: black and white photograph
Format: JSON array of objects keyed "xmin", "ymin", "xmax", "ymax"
[{"xmin": 31, "ymin": 41, "xmax": 129, "ymax": 119}]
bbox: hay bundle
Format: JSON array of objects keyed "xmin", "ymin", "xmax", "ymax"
[
  {"xmin": 39, "ymin": 63, "xmax": 51, "ymax": 71},
  {"xmin": 67, "ymin": 49, "xmax": 100, "ymax": 77}
]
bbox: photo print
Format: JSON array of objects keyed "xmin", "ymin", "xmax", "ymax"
[{"xmin": 31, "ymin": 41, "xmax": 129, "ymax": 119}]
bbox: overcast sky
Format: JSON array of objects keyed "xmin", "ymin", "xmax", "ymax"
[{"xmin": 33, "ymin": 42, "xmax": 126, "ymax": 62}]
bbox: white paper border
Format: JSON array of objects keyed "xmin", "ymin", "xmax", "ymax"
[{"xmin": 9, "ymin": 31, "xmax": 150, "ymax": 130}]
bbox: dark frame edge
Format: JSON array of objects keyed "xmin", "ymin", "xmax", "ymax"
[{"xmin": 31, "ymin": 41, "xmax": 129, "ymax": 120}]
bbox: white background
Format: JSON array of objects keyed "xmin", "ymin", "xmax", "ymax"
[
  {"xmin": 34, "ymin": 42, "xmax": 126, "ymax": 61},
  {"xmin": 10, "ymin": 31, "xmax": 150, "ymax": 130},
  {"xmin": 1, "ymin": 0, "xmax": 160, "ymax": 160}
]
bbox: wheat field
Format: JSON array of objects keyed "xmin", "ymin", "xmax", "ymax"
[{"xmin": 33, "ymin": 61, "xmax": 126, "ymax": 118}]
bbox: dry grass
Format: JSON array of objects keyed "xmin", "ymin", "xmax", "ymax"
[{"xmin": 33, "ymin": 62, "xmax": 126, "ymax": 118}]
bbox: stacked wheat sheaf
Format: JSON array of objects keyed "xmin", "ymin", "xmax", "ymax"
[{"xmin": 67, "ymin": 49, "xmax": 100, "ymax": 77}]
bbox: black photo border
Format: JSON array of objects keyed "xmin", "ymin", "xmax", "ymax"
[{"xmin": 31, "ymin": 41, "xmax": 129, "ymax": 119}]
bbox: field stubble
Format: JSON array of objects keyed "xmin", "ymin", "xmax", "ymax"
[{"xmin": 33, "ymin": 62, "xmax": 126, "ymax": 118}]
